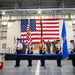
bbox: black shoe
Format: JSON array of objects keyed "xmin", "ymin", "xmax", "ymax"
[
  {"xmin": 14, "ymin": 65, "xmax": 19, "ymax": 67},
  {"xmin": 14, "ymin": 65, "xmax": 17, "ymax": 67},
  {"xmin": 73, "ymin": 66, "xmax": 75, "ymax": 67},
  {"xmin": 41, "ymin": 65, "xmax": 45, "ymax": 67},
  {"xmin": 43, "ymin": 65, "xmax": 45, "ymax": 67},
  {"xmin": 41, "ymin": 65, "xmax": 43, "ymax": 67},
  {"xmin": 19, "ymin": 64, "xmax": 20, "ymax": 66},
  {"xmin": 57, "ymin": 65, "xmax": 62, "ymax": 67},
  {"xmin": 27, "ymin": 65, "xmax": 32, "ymax": 67}
]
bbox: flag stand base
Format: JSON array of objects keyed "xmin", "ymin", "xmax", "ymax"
[{"xmin": 0, "ymin": 62, "xmax": 3, "ymax": 69}]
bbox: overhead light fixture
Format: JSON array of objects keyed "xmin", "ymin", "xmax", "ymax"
[
  {"xmin": 37, "ymin": 10, "xmax": 42, "ymax": 14},
  {"xmin": 2, "ymin": 11, "xmax": 6, "ymax": 15}
]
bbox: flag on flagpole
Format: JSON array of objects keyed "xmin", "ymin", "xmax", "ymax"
[
  {"xmin": 21, "ymin": 18, "xmax": 60, "ymax": 44},
  {"xmin": 26, "ymin": 19, "xmax": 32, "ymax": 46},
  {"xmin": 22, "ymin": 35, "xmax": 25, "ymax": 43},
  {"xmin": 26, "ymin": 37, "xmax": 29, "ymax": 48},
  {"xmin": 61, "ymin": 21, "xmax": 68, "ymax": 60},
  {"xmin": 20, "ymin": 37, "xmax": 22, "ymax": 44},
  {"xmin": 14, "ymin": 37, "xmax": 16, "ymax": 44}
]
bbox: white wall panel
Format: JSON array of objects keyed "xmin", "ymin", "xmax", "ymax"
[{"xmin": 7, "ymin": 21, "xmax": 20, "ymax": 49}]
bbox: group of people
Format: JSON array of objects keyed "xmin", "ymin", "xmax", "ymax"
[
  {"xmin": 14, "ymin": 38, "xmax": 75, "ymax": 67},
  {"xmin": 69, "ymin": 40, "xmax": 75, "ymax": 67}
]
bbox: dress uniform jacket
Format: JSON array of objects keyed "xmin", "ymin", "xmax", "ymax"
[{"xmin": 14, "ymin": 42, "xmax": 23, "ymax": 67}]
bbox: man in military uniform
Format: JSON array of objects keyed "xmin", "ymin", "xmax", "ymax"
[
  {"xmin": 46, "ymin": 40, "xmax": 51, "ymax": 54},
  {"xmin": 14, "ymin": 38, "xmax": 23, "ymax": 67},
  {"xmin": 56, "ymin": 40, "xmax": 62, "ymax": 67},
  {"xmin": 69, "ymin": 40, "xmax": 75, "ymax": 67},
  {"xmin": 52, "ymin": 40, "xmax": 57, "ymax": 53}
]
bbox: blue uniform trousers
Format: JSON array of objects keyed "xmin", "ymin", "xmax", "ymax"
[
  {"xmin": 27, "ymin": 50, "xmax": 33, "ymax": 66},
  {"xmin": 15, "ymin": 50, "xmax": 22, "ymax": 66},
  {"xmin": 56, "ymin": 50, "xmax": 61, "ymax": 66},
  {"xmin": 40, "ymin": 50, "xmax": 45, "ymax": 66},
  {"xmin": 70, "ymin": 51, "xmax": 75, "ymax": 67}
]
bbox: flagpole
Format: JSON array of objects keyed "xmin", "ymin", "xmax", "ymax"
[{"xmin": 40, "ymin": 15, "xmax": 43, "ymax": 44}]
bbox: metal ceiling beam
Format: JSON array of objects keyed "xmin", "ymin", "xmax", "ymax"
[
  {"xmin": 0, "ymin": 8, "xmax": 75, "ymax": 12},
  {"xmin": 0, "ymin": 8, "xmax": 75, "ymax": 15},
  {"xmin": 0, "ymin": 18, "xmax": 75, "ymax": 22}
]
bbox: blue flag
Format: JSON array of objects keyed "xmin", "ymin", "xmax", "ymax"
[
  {"xmin": 61, "ymin": 21, "xmax": 68, "ymax": 60},
  {"xmin": 26, "ymin": 37, "xmax": 29, "ymax": 48},
  {"xmin": 20, "ymin": 37, "xmax": 22, "ymax": 44}
]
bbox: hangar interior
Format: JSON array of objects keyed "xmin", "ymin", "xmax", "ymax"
[{"xmin": 0, "ymin": 0, "xmax": 75, "ymax": 52}]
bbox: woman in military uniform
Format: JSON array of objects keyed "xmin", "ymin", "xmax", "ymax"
[
  {"xmin": 56, "ymin": 40, "xmax": 62, "ymax": 67},
  {"xmin": 27, "ymin": 44, "xmax": 34, "ymax": 67},
  {"xmin": 39, "ymin": 40, "xmax": 47, "ymax": 67}
]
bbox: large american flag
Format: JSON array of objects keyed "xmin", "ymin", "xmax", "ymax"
[{"xmin": 21, "ymin": 18, "xmax": 60, "ymax": 44}]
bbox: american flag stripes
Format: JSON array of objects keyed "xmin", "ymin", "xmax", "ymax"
[
  {"xmin": 26, "ymin": 23, "xmax": 32, "ymax": 45},
  {"xmin": 21, "ymin": 18, "xmax": 60, "ymax": 44}
]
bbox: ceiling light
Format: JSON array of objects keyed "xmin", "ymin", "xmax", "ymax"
[
  {"xmin": 2, "ymin": 11, "xmax": 5, "ymax": 15},
  {"xmin": 38, "ymin": 10, "xmax": 41, "ymax": 14}
]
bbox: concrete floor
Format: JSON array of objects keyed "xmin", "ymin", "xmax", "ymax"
[{"xmin": 0, "ymin": 60, "xmax": 75, "ymax": 75}]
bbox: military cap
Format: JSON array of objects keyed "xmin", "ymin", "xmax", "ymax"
[
  {"xmin": 56, "ymin": 40, "xmax": 60, "ymax": 42},
  {"xmin": 17, "ymin": 38, "xmax": 20, "ymax": 40},
  {"xmin": 70, "ymin": 40, "xmax": 74, "ymax": 42}
]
